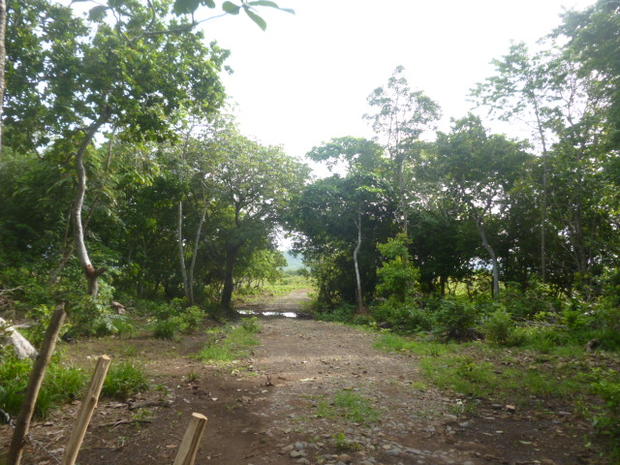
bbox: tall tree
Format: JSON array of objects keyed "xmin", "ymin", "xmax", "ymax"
[
  {"xmin": 364, "ymin": 66, "xmax": 440, "ymax": 233},
  {"xmin": 427, "ymin": 115, "xmax": 530, "ymax": 298},
  {"xmin": 307, "ymin": 137, "xmax": 387, "ymax": 313},
  {"xmin": 5, "ymin": 0, "xmax": 228, "ymax": 296}
]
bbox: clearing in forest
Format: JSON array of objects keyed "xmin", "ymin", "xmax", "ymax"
[{"xmin": 1, "ymin": 290, "xmax": 604, "ymax": 465}]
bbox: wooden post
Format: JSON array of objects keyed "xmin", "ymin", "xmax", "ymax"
[
  {"xmin": 7, "ymin": 304, "xmax": 66, "ymax": 465},
  {"xmin": 61, "ymin": 355, "xmax": 111, "ymax": 465},
  {"xmin": 173, "ymin": 412, "xmax": 208, "ymax": 465}
]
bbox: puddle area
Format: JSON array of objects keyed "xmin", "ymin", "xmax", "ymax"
[{"xmin": 239, "ymin": 309, "xmax": 302, "ymax": 318}]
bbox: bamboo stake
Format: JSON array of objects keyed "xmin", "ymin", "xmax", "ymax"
[
  {"xmin": 173, "ymin": 412, "xmax": 208, "ymax": 465},
  {"xmin": 61, "ymin": 355, "xmax": 111, "ymax": 465},
  {"xmin": 8, "ymin": 304, "xmax": 66, "ymax": 465}
]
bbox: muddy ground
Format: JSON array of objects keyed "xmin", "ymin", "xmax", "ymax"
[{"xmin": 1, "ymin": 290, "xmax": 601, "ymax": 465}]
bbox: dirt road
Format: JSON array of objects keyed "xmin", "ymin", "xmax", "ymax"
[{"xmin": 4, "ymin": 291, "xmax": 596, "ymax": 465}]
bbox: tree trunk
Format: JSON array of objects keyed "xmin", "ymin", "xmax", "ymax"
[
  {"xmin": 8, "ymin": 305, "xmax": 66, "ymax": 465},
  {"xmin": 0, "ymin": 0, "xmax": 6, "ymax": 153},
  {"xmin": 177, "ymin": 200, "xmax": 191, "ymax": 302},
  {"xmin": 353, "ymin": 211, "xmax": 364, "ymax": 314},
  {"xmin": 533, "ymin": 100, "xmax": 548, "ymax": 283},
  {"xmin": 220, "ymin": 245, "xmax": 239, "ymax": 311},
  {"xmin": 73, "ymin": 117, "xmax": 108, "ymax": 297},
  {"xmin": 187, "ymin": 204, "xmax": 208, "ymax": 305},
  {"xmin": 474, "ymin": 217, "xmax": 500, "ymax": 299}
]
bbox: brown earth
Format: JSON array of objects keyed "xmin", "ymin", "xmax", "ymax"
[{"xmin": 1, "ymin": 290, "xmax": 602, "ymax": 465}]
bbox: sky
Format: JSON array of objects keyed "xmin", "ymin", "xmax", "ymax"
[{"xmin": 200, "ymin": 0, "xmax": 595, "ymax": 168}]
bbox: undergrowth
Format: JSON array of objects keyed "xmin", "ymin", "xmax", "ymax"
[
  {"xmin": 0, "ymin": 348, "xmax": 86, "ymax": 419},
  {"xmin": 316, "ymin": 390, "xmax": 379, "ymax": 424},
  {"xmin": 199, "ymin": 317, "xmax": 261, "ymax": 363}
]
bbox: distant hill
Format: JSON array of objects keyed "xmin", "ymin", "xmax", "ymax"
[{"xmin": 283, "ymin": 250, "xmax": 306, "ymax": 271}]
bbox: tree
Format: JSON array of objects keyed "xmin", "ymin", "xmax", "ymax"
[
  {"xmin": 307, "ymin": 137, "xmax": 388, "ymax": 313},
  {"xmin": 364, "ymin": 66, "xmax": 440, "ymax": 233},
  {"xmin": 0, "ymin": 0, "xmax": 6, "ymax": 152},
  {"xmin": 206, "ymin": 129, "xmax": 307, "ymax": 311},
  {"xmin": 559, "ymin": 0, "xmax": 620, "ymax": 149},
  {"xmin": 5, "ymin": 0, "xmax": 228, "ymax": 296},
  {"xmin": 426, "ymin": 115, "xmax": 530, "ymax": 298}
]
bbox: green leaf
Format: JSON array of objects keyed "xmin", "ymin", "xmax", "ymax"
[
  {"xmin": 248, "ymin": 1, "xmax": 279, "ymax": 7},
  {"xmin": 248, "ymin": 1, "xmax": 294, "ymax": 13},
  {"xmin": 222, "ymin": 1, "xmax": 241, "ymax": 14},
  {"xmin": 88, "ymin": 5, "xmax": 108, "ymax": 21},
  {"xmin": 173, "ymin": 0, "xmax": 202, "ymax": 14},
  {"xmin": 202, "ymin": 0, "xmax": 216, "ymax": 7},
  {"xmin": 244, "ymin": 8, "xmax": 267, "ymax": 30}
]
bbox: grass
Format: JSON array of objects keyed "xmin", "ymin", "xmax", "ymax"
[
  {"xmin": 234, "ymin": 274, "xmax": 313, "ymax": 304},
  {"xmin": 0, "ymin": 351, "xmax": 87, "ymax": 418},
  {"xmin": 199, "ymin": 319, "xmax": 261, "ymax": 363},
  {"xmin": 374, "ymin": 333, "xmax": 454, "ymax": 356},
  {"xmin": 316, "ymin": 390, "xmax": 379, "ymax": 424},
  {"xmin": 375, "ymin": 332, "xmax": 606, "ymax": 406},
  {"xmin": 102, "ymin": 361, "xmax": 150, "ymax": 400}
]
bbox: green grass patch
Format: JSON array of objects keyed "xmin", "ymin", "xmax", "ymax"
[
  {"xmin": 0, "ymin": 351, "xmax": 86, "ymax": 419},
  {"xmin": 199, "ymin": 320, "xmax": 261, "ymax": 363},
  {"xmin": 374, "ymin": 333, "xmax": 454, "ymax": 356},
  {"xmin": 102, "ymin": 361, "xmax": 149, "ymax": 400},
  {"xmin": 316, "ymin": 390, "xmax": 379, "ymax": 424}
]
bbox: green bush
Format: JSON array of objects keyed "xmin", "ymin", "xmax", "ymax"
[
  {"xmin": 240, "ymin": 316, "xmax": 261, "ymax": 334},
  {"xmin": 152, "ymin": 302, "xmax": 205, "ymax": 339},
  {"xmin": 376, "ymin": 233, "xmax": 419, "ymax": 303},
  {"xmin": 433, "ymin": 297, "xmax": 478, "ymax": 341},
  {"xmin": 102, "ymin": 361, "xmax": 149, "ymax": 400},
  {"xmin": 482, "ymin": 307, "xmax": 515, "ymax": 345},
  {"xmin": 153, "ymin": 317, "xmax": 183, "ymax": 340},
  {"xmin": 371, "ymin": 300, "xmax": 432, "ymax": 333},
  {"xmin": 316, "ymin": 304, "xmax": 356, "ymax": 323},
  {"xmin": 0, "ymin": 349, "xmax": 86, "ymax": 418}
]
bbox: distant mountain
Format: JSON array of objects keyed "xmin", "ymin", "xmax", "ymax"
[{"xmin": 283, "ymin": 250, "xmax": 306, "ymax": 271}]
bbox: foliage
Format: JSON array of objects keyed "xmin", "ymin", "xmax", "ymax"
[
  {"xmin": 199, "ymin": 323, "xmax": 260, "ymax": 362},
  {"xmin": 432, "ymin": 297, "xmax": 479, "ymax": 341},
  {"xmin": 482, "ymin": 306, "xmax": 515, "ymax": 346},
  {"xmin": 0, "ymin": 348, "xmax": 86, "ymax": 418},
  {"xmin": 102, "ymin": 361, "xmax": 149, "ymax": 400},
  {"xmin": 375, "ymin": 233, "xmax": 419, "ymax": 301},
  {"xmin": 316, "ymin": 390, "xmax": 379, "ymax": 424}
]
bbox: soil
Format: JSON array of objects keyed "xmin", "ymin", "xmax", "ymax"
[{"xmin": 0, "ymin": 290, "xmax": 603, "ymax": 465}]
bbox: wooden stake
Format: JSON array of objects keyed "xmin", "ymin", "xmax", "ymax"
[
  {"xmin": 61, "ymin": 355, "xmax": 111, "ymax": 465},
  {"xmin": 8, "ymin": 304, "xmax": 66, "ymax": 465},
  {"xmin": 173, "ymin": 412, "xmax": 208, "ymax": 465}
]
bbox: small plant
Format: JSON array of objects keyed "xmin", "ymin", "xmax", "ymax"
[
  {"xmin": 317, "ymin": 390, "xmax": 379, "ymax": 424},
  {"xmin": 482, "ymin": 307, "xmax": 515, "ymax": 345},
  {"xmin": 199, "ymin": 324, "xmax": 260, "ymax": 363},
  {"xmin": 186, "ymin": 371, "xmax": 199, "ymax": 383},
  {"xmin": 0, "ymin": 348, "xmax": 86, "ymax": 418},
  {"xmin": 240, "ymin": 317, "xmax": 261, "ymax": 334},
  {"xmin": 153, "ymin": 318, "xmax": 183, "ymax": 340},
  {"xmin": 332, "ymin": 432, "xmax": 363, "ymax": 452},
  {"xmin": 102, "ymin": 361, "xmax": 149, "ymax": 400},
  {"xmin": 433, "ymin": 297, "xmax": 478, "ymax": 341}
]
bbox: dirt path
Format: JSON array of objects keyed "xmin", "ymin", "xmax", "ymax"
[{"xmin": 3, "ymin": 291, "xmax": 596, "ymax": 465}]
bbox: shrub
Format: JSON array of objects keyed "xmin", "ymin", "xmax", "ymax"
[
  {"xmin": 433, "ymin": 297, "xmax": 478, "ymax": 341},
  {"xmin": 102, "ymin": 361, "xmax": 149, "ymax": 400},
  {"xmin": 316, "ymin": 304, "xmax": 356, "ymax": 323},
  {"xmin": 240, "ymin": 317, "xmax": 261, "ymax": 334},
  {"xmin": 0, "ymin": 348, "xmax": 86, "ymax": 418},
  {"xmin": 153, "ymin": 318, "xmax": 181, "ymax": 340},
  {"xmin": 371, "ymin": 300, "xmax": 432, "ymax": 333},
  {"xmin": 376, "ymin": 233, "xmax": 419, "ymax": 302},
  {"xmin": 483, "ymin": 307, "xmax": 515, "ymax": 345}
]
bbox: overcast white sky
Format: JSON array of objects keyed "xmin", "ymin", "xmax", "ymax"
[{"xmin": 200, "ymin": 0, "xmax": 594, "ymax": 166}]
